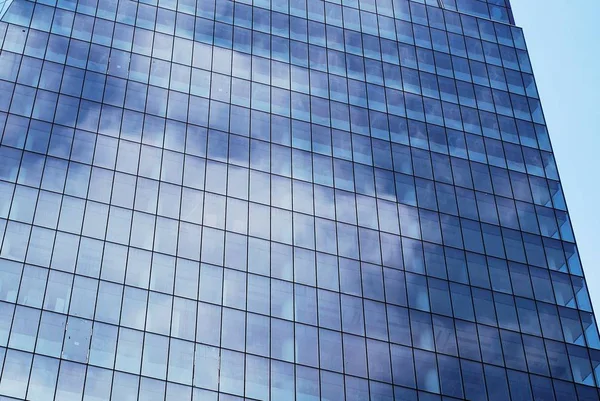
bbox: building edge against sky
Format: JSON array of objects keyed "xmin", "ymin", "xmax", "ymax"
[
  {"xmin": 0, "ymin": 0, "xmax": 600, "ymax": 400},
  {"xmin": 508, "ymin": 0, "xmax": 600, "ymax": 318}
]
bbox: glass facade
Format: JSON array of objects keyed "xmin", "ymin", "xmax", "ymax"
[
  {"xmin": 0, "ymin": 1, "xmax": 13, "ymax": 19},
  {"xmin": 0, "ymin": 0, "xmax": 598, "ymax": 400}
]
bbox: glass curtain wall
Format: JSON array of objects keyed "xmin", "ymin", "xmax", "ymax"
[{"xmin": 0, "ymin": 0, "xmax": 599, "ymax": 400}]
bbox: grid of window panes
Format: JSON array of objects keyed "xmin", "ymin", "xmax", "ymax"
[
  {"xmin": 0, "ymin": 0, "xmax": 599, "ymax": 400},
  {"xmin": 439, "ymin": 0, "xmax": 513, "ymax": 24}
]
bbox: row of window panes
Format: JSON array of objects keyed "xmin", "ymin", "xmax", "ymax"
[
  {"xmin": 2, "ymin": 216, "xmax": 597, "ymax": 334},
  {"xmin": 0, "ymin": 149, "xmax": 579, "ymax": 282},
  {"xmin": 1, "ymin": 13, "xmax": 537, "ymax": 105},
  {"xmin": 1, "ymin": 0, "xmax": 536, "ymax": 83},
  {"xmin": 0, "ymin": 108, "xmax": 550, "ymax": 185},
  {"xmin": 0, "ymin": 21, "xmax": 543, "ymax": 152},
  {"xmin": 0, "ymin": 198, "xmax": 582, "ymax": 296},
  {"xmin": 9, "ymin": 235, "xmax": 588, "ymax": 333},
  {"xmin": 0, "ymin": 203, "xmax": 590, "ymax": 314},
  {"xmin": 0, "ymin": 79, "xmax": 547, "ymax": 167},
  {"xmin": 442, "ymin": 0, "xmax": 511, "ymax": 24},
  {"xmin": 13, "ymin": 0, "xmax": 520, "ymax": 61},
  {"xmin": 0, "ymin": 149, "xmax": 570, "ymax": 243},
  {"xmin": 0, "ymin": 143, "xmax": 577, "ymax": 277},
  {"xmin": 0, "ymin": 48, "xmax": 548, "ymax": 160},
  {"xmin": 0, "ymin": 90, "xmax": 557, "ymax": 191},
  {"xmin": 0, "ymin": 31, "xmax": 539, "ymax": 122},
  {"xmin": 4, "ymin": 1, "xmax": 532, "ymax": 76},
  {"xmin": 0, "ymin": 104, "xmax": 561, "ymax": 215},
  {"xmin": 15, "ymin": 0, "xmax": 519, "ymax": 43},
  {"xmin": 4, "ymin": 343, "xmax": 598, "ymax": 401},
  {"xmin": 0, "ymin": 314, "xmax": 596, "ymax": 398},
  {"xmin": 0, "ymin": 39, "xmax": 549, "ymax": 170},
  {"xmin": 0, "ymin": 69, "xmax": 558, "ymax": 193},
  {"xmin": 0, "ymin": 110, "xmax": 573, "ymax": 244},
  {"xmin": 0, "ymin": 167, "xmax": 587, "ymax": 297},
  {"xmin": 0, "ymin": 116, "xmax": 563, "ymax": 221},
  {"xmin": 0, "ymin": 42, "xmax": 541, "ymax": 150},
  {"xmin": 0, "ymin": 272, "xmax": 598, "ymax": 385},
  {"xmin": 0, "ymin": 284, "xmax": 598, "ymax": 389},
  {"xmin": 2, "ymin": 28, "xmax": 539, "ymax": 134},
  {"xmin": 0, "ymin": 267, "xmax": 595, "ymax": 362},
  {"xmin": 0, "ymin": 194, "xmax": 591, "ymax": 306},
  {"xmin": 0, "ymin": 244, "xmax": 595, "ymax": 343},
  {"xmin": 4, "ymin": 115, "xmax": 572, "ymax": 270},
  {"xmin": 0, "ymin": 54, "xmax": 540, "ymax": 136},
  {"xmin": 0, "ymin": 145, "xmax": 578, "ymax": 269},
  {"xmin": 0, "ymin": 156, "xmax": 587, "ymax": 297}
]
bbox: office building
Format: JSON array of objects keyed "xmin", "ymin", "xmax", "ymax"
[{"xmin": 0, "ymin": 0, "xmax": 599, "ymax": 399}]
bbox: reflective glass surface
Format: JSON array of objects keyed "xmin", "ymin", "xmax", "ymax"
[
  {"xmin": 0, "ymin": 1, "xmax": 13, "ymax": 19},
  {"xmin": 0, "ymin": 0, "xmax": 598, "ymax": 400}
]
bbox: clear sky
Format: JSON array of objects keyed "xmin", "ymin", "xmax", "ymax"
[{"xmin": 509, "ymin": 1, "xmax": 600, "ymax": 313}]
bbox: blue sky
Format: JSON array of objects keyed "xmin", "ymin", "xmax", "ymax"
[{"xmin": 509, "ymin": 1, "xmax": 600, "ymax": 312}]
